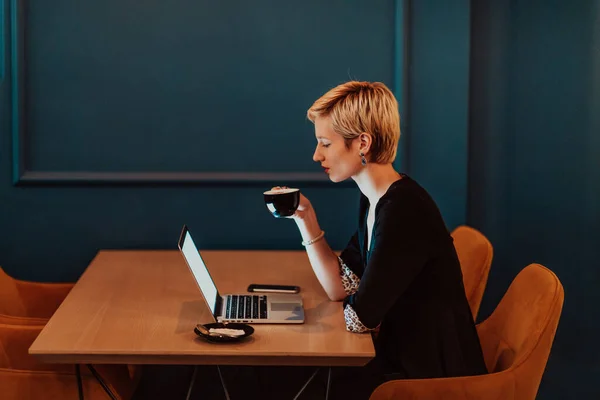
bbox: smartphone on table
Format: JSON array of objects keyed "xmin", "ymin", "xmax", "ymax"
[{"xmin": 247, "ymin": 284, "xmax": 300, "ymax": 294}]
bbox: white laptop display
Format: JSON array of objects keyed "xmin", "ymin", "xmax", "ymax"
[{"xmin": 177, "ymin": 225, "xmax": 305, "ymax": 324}]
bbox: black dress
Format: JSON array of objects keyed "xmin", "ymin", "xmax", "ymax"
[{"xmin": 339, "ymin": 174, "xmax": 488, "ymax": 381}]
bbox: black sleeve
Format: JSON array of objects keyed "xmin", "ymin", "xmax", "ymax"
[
  {"xmin": 339, "ymin": 231, "xmax": 364, "ymax": 278},
  {"xmin": 344, "ymin": 200, "xmax": 435, "ymax": 329}
]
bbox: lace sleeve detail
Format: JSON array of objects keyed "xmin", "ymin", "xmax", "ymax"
[
  {"xmin": 344, "ymin": 304, "xmax": 377, "ymax": 333},
  {"xmin": 338, "ymin": 256, "xmax": 360, "ymax": 295}
]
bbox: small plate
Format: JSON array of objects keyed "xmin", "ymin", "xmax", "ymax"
[{"xmin": 194, "ymin": 322, "xmax": 254, "ymax": 343}]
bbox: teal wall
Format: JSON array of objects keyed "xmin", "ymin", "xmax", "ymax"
[
  {"xmin": 469, "ymin": 1, "xmax": 600, "ymax": 398},
  {"xmin": 0, "ymin": 0, "xmax": 401, "ymax": 281},
  {"xmin": 407, "ymin": 0, "xmax": 471, "ymax": 230},
  {"xmin": 2, "ymin": 0, "xmax": 600, "ymax": 398}
]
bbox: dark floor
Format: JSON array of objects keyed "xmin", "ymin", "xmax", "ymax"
[{"xmin": 131, "ymin": 365, "xmax": 334, "ymax": 400}]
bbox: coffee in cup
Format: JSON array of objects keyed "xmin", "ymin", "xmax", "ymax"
[{"xmin": 263, "ymin": 187, "xmax": 300, "ymax": 218}]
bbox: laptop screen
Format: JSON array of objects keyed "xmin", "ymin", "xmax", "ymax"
[{"xmin": 178, "ymin": 227, "xmax": 219, "ymax": 314}]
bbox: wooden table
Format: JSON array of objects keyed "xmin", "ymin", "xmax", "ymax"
[{"xmin": 29, "ymin": 250, "xmax": 375, "ymax": 367}]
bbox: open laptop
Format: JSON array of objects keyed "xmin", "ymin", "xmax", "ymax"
[{"xmin": 177, "ymin": 225, "xmax": 305, "ymax": 324}]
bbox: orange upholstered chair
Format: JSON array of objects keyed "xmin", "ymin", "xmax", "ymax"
[
  {"xmin": 451, "ymin": 226, "xmax": 494, "ymax": 320},
  {"xmin": 369, "ymin": 263, "xmax": 564, "ymax": 400},
  {"xmin": 0, "ymin": 266, "xmax": 73, "ymax": 325},
  {"xmin": 0, "ymin": 323, "xmax": 138, "ymax": 400},
  {"xmin": 0, "ymin": 266, "xmax": 140, "ymax": 399}
]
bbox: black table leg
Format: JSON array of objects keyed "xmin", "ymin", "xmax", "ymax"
[
  {"xmin": 325, "ymin": 367, "xmax": 332, "ymax": 400},
  {"xmin": 75, "ymin": 364, "xmax": 84, "ymax": 400},
  {"xmin": 186, "ymin": 365, "xmax": 198, "ymax": 400},
  {"xmin": 292, "ymin": 368, "xmax": 320, "ymax": 400},
  {"xmin": 86, "ymin": 364, "xmax": 118, "ymax": 400},
  {"xmin": 216, "ymin": 366, "xmax": 231, "ymax": 400}
]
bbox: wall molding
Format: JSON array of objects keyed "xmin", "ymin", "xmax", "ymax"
[
  {"xmin": 1, "ymin": 0, "xmax": 5, "ymax": 82},
  {"xmin": 16, "ymin": 171, "xmax": 339, "ymax": 186},
  {"xmin": 10, "ymin": 0, "xmax": 406, "ymax": 186}
]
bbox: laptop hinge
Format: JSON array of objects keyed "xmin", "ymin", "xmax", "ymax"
[{"xmin": 214, "ymin": 294, "xmax": 223, "ymax": 319}]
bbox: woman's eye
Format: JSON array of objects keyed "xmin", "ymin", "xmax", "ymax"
[{"xmin": 322, "ymin": 143, "xmax": 331, "ymax": 148}]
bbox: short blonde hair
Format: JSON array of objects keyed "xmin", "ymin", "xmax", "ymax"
[{"xmin": 307, "ymin": 81, "xmax": 400, "ymax": 164}]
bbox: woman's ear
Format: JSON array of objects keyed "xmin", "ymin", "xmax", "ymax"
[{"xmin": 358, "ymin": 132, "xmax": 373, "ymax": 156}]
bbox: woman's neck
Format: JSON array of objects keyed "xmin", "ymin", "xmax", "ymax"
[{"xmin": 352, "ymin": 163, "xmax": 402, "ymax": 206}]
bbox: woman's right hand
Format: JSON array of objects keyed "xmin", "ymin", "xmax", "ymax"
[{"xmin": 292, "ymin": 192, "xmax": 313, "ymax": 221}]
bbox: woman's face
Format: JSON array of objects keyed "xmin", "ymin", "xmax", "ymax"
[{"xmin": 312, "ymin": 116, "xmax": 362, "ymax": 183}]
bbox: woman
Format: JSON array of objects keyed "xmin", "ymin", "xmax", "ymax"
[{"xmin": 287, "ymin": 81, "xmax": 488, "ymax": 398}]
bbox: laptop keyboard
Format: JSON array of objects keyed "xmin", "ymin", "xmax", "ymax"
[{"xmin": 226, "ymin": 295, "xmax": 268, "ymax": 320}]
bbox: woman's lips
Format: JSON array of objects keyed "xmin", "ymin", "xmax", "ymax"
[{"xmin": 323, "ymin": 167, "xmax": 330, "ymax": 173}]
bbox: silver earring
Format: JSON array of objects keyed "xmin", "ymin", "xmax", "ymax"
[{"xmin": 359, "ymin": 152, "xmax": 367, "ymax": 166}]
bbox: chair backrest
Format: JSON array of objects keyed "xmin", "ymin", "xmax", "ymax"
[
  {"xmin": 476, "ymin": 264, "xmax": 564, "ymax": 399},
  {"xmin": 0, "ymin": 267, "xmax": 72, "ymax": 319},
  {"xmin": 0, "ymin": 323, "xmax": 73, "ymax": 373},
  {"xmin": 451, "ymin": 226, "xmax": 493, "ymax": 320},
  {"xmin": 0, "ymin": 267, "xmax": 27, "ymax": 317}
]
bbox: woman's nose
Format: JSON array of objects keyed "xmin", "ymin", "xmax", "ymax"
[{"xmin": 312, "ymin": 148, "xmax": 322, "ymax": 162}]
